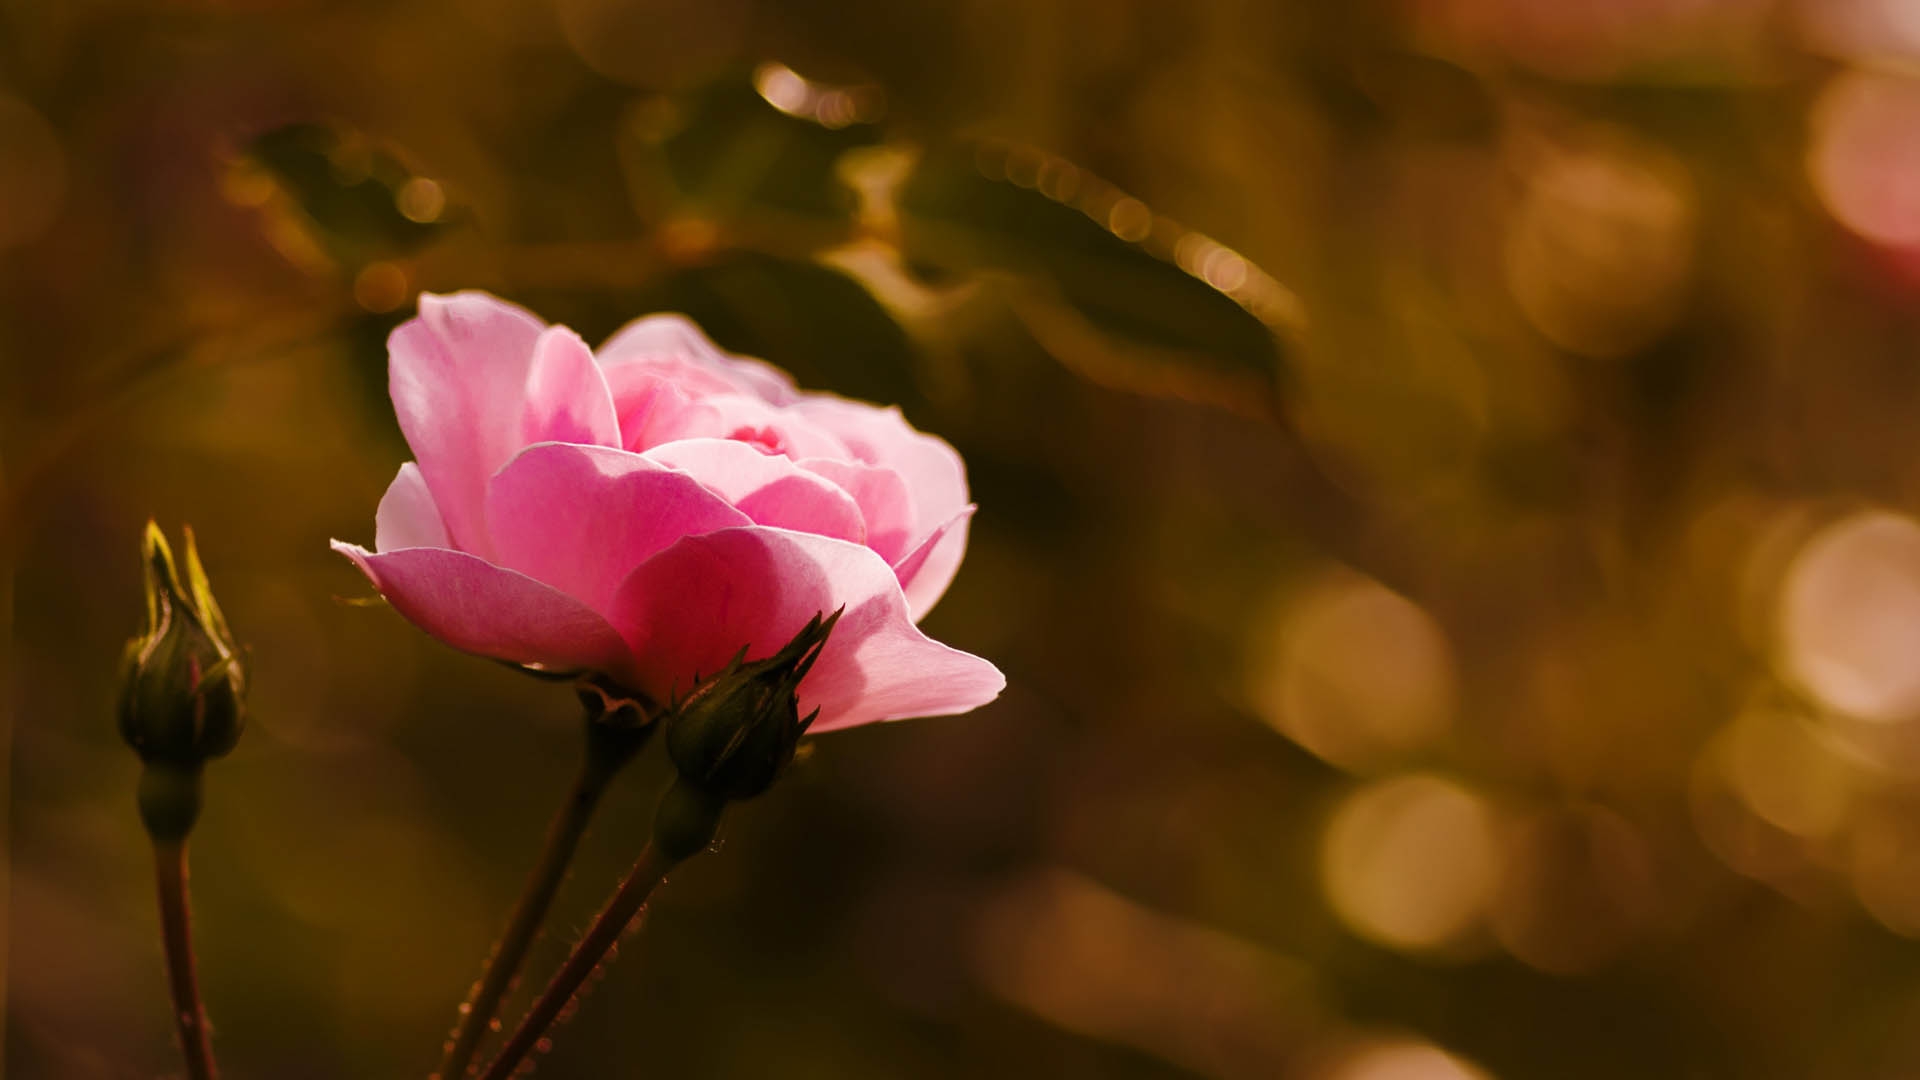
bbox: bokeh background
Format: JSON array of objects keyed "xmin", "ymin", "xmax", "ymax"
[{"xmin": 7, "ymin": 0, "xmax": 1920, "ymax": 1077}]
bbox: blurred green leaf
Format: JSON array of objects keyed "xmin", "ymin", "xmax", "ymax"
[
  {"xmin": 628, "ymin": 66, "xmax": 883, "ymax": 238},
  {"xmin": 243, "ymin": 122, "xmax": 452, "ymax": 269},
  {"xmin": 895, "ymin": 141, "xmax": 1300, "ymax": 416},
  {"xmin": 629, "ymin": 252, "xmax": 920, "ymax": 408}
]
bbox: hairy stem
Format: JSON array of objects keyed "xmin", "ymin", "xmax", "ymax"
[
  {"xmin": 477, "ymin": 781, "xmax": 723, "ymax": 1080},
  {"xmin": 436, "ymin": 733, "xmax": 634, "ymax": 1079}
]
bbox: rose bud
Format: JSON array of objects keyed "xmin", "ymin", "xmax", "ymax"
[
  {"xmin": 665, "ymin": 609, "xmax": 840, "ymax": 801},
  {"xmin": 119, "ymin": 523, "xmax": 245, "ymax": 841}
]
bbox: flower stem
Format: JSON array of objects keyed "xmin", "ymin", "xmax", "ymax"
[
  {"xmin": 153, "ymin": 839, "xmax": 218, "ymax": 1080},
  {"xmin": 436, "ymin": 720, "xmax": 643, "ymax": 1079},
  {"xmin": 476, "ymin": 780, "xmax": 725, "ymax": 1080}
]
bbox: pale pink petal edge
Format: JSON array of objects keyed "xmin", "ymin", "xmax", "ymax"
[{"xmin": 332, "ymin": 540, "xmax": 633, "ymax": 681}]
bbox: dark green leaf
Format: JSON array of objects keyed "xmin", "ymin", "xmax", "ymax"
[
  {"xmin": 895, "ymin": 140, "xmax": 1300, "ymax": 416},
  {"xmin": 630, "ymin": 65, "xmax": 883, "ymax": 232}
]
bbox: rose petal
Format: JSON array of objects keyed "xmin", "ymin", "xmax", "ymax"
[
  {"xmin": 789, "ymin": 398, "xmax": 970, "ymax": 538},
  {"xmin": 608, "ymin": 526, "xmax": 1005, "ymax": 730},
  {"xmin": 520, "ymin": 326, "xmax": 620, "ymax": 449},
  {"xmin": 891, "ymin": 506, "xmax": 975, "ymax": 622},
  {"xmin": 603, "ymin": 366, "xmax": 846, "ymax": 458},
  {"xmin": 374, "ymin": 462, "xmax": 451, "ymax": 552},
  {"xmin": 332, "ymin": 541, "xmax": 633, "ymax": 678},
  {"xmin": 389, "ymin": 293, "xmax": 618, "ymax": 559},
  {"xmin": 602, "ymin": 364, "xmax": 696, "ymax": 452},
  {"xmin": 643, "ymin": 438, "xmax": 866, "ymax": 545},
  {"xmin": 599, "ymin": 314, "xmax": 798, "ymax": 403},
  {"xmin": 485, "ymin": 442, "xmax": 751, "ymax": 613},
  {"xmin": 798, "ymin": 458, "xmax": 916, "ymax": 564}
]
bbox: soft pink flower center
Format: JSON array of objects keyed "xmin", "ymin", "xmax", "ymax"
[{"xmin": 727, "ymin": 424, "xmax": 788, "ymax": 456}]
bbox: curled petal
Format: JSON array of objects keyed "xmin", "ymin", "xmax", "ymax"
[
  {"xmin": 374, "ymin": 462, "xmax": 450, "ymax": 552},
  {"xmin": 645, "ymin": 438, "xmax": 866, "ymax": 544},
  {"xmin": 389, "ymin": 293, "xmax": 617, "ymax": 559},
  {"xmin": 599, "ymin": 314, "xmax": 798, "ymax": 403},
  {"xmin": 486, "ymin": 443, "xmax": 753, "ymax": 614},
  {"xmin": 332, "ymin": 542, "xmax": 633, "ymax": 679},
  {"xmin": 603, "ymin": 366, "xmax": 845, "ymax": 458},
  {"xmin": 799, "ymin": 458, "xmax": 916, "ymax": 564},
  {"xmin": 602, "ymin": 364, "xmax": 697, "ymax": 453},
  {"xmin": 609, "ymin": 527, "xmax": 1004, "ymax": 730},
  {"xmin": 388, "ymin": 292, "xmax": 544, "ymax": 556},
  {"xmin": 892, "ymin": 506, "xmax": 975, "ymax": 622},
  {"xmin": 789, "ymin": 398, "xmax": 970, "ymax": 539},
  {"xmin": 520, "ymin": 326, "xmax": 620, "ymax": 449}
]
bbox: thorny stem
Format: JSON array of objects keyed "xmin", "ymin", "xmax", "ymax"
[
  {"xmin": 476, "ymin": 781, "xmax": 724, "ymax": 1080},
  {"xmin": 436, "ymin": 718, "xmax": 646, "ymax": 1079},
  {"xmin": 154, "ymin": 840, "xmax": 218, "ymax": 1080},
  {"xmin": 0, "ymin": 313, "xmax": 344, "ymax": 546},
  {"xmin": 475, "ymin": 844, "xmax": 676, "ymax": 1080}
]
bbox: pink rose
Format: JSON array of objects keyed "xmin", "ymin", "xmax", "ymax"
[{"xmin": 334, "ymin": 292, "xmax": 1003, "ymax": 730}]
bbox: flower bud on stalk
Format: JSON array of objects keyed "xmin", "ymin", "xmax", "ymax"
[
  {"xmin": 665, "ymin": 608, "xmax": 841, "ymax": 804},
  {"xmin": 118, "ymin": 522, "xmax": 245, "ymax": 843},
  {"xmin": 475, "ymin": 611, "xmax": 847, "ymax": 1080},
  {"xmin": 118, "ymin": 522, "xmax": 242, "ymax": 1080}
]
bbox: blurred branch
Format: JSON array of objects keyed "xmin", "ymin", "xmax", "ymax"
[
  {"xmin": 415, "ymin": 240, "xmax": 668, "ymax": 296},
  {"xmin": 0, "ymin": 308, "xmax": 348, "ymax": 553}
]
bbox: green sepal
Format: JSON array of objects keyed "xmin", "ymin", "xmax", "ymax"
[{"xmin": 664, "ymin": 609, "xmax": 841, "ymax": 801}]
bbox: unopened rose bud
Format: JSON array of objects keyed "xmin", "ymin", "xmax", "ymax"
[
  {"xmin": 118, "ymin": 523, "xmax": 245, "ymax": 841},
  {"xmin": 665, "ymin": 609, "xmax": 841, "ymax": 802}
]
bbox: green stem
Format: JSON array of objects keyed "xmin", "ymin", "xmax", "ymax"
[
  {"xmin": 476, "ymin": 781, "xmax": 724, "ymax": 1080},
  {"xmin": 154, "ymin": 839, "xmax": 218, "ymax": 1080},
  {"xmin": 436, "ymin": 720, "xmax": 644, "ymax": 1079}
]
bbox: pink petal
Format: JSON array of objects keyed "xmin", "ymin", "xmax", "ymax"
[
  {"xmin": 485, "ymin": 443, "xmax": 750, "ymax": 613},
  {"xmin": 798, "ymin": 458, "xmax": 916, "ymax": 564},
  {"xmin": 891, "ymin": 506, "xmax": 975, "ymax": 622},
  {"xmin": 388, "ymin": 292, "xmax": 544, "ymax": 557},
  {"xmin": 639, "ymin": 392, "xmax": 850, "ymax": 460},
  {"xmin": 602, "ymin": 364, "xmax": 697, "ymax": 452},
  {"xmin": 520, "ymin": 326, "xmax": 620, "ymax": 449},
  {"xmin": 789, "ymin": 398, "xmax": 971, "ymax": 538},
  {"xmin": 644, "ymin": 438, "xmax": 866, "ymax": 544},
  {"xmin": 374, "ymin": 462, "xmax": 450, "ymax": 552},
  {"xmin": 608, "ymin": 526, "xmax": 1005, "ymax": 730},
  {"xmin": 332, "ymin": 541, "xmax": 633, "ymax": 679},
  {"xmin": 602, "ymin": 366, "xmax": 844, "ymax": 459},
  {"xmin": 389, "ymin": 292, "xmax": 618, "ymax": 560},
  {"xmin": 599, "ymin": 314, "xmax": 798, "ymax": 403}
]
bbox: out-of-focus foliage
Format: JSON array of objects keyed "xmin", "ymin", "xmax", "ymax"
[
  {"xmin": 896, "ymin": 140, "xmax": 1299, "ymax": 413},
  {"xmin": 243, "ymin": 122, "xmax": 454, "ymax": 270},
  {"xmin": 7, "ymin": 1, "xmax": 1920, "ymax": 1079},
  {"xmin": 649, "ymin": 69, "xmax": 883, "ymax": 227}
]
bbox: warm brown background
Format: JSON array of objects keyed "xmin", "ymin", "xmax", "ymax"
[{"xmin": 7, "ymin": 1, "xmax": 1920, "ymax": 1077}]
